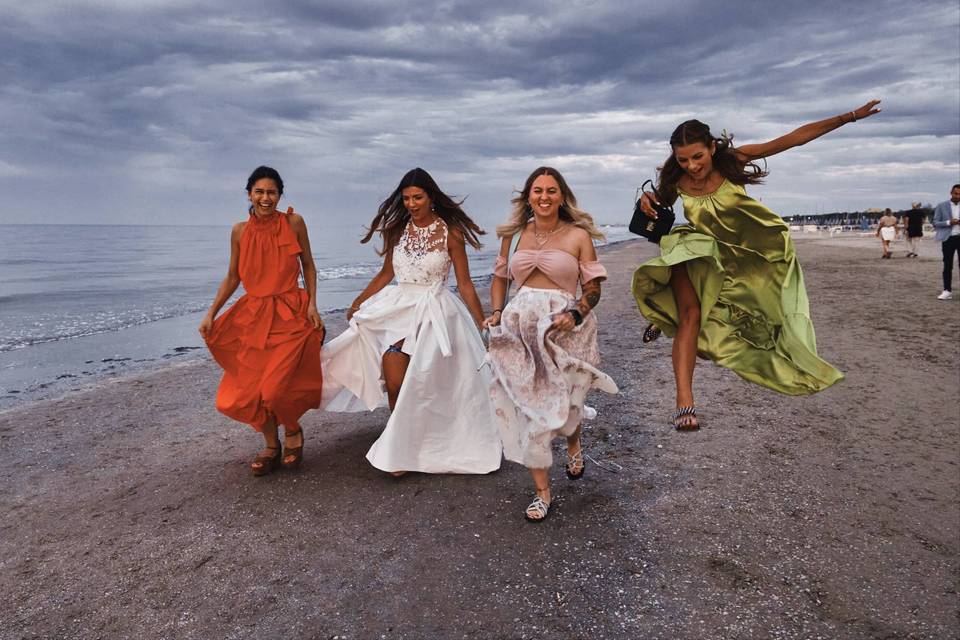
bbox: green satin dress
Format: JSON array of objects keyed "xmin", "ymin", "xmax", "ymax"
[{"xmin": 631, "ymin": 179, "xmax": 843, "ymax": 395}]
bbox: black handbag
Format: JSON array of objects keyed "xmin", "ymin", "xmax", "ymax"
[{"xmin": 629, "ymin": 179, "xmax": 675, "ymax": 243}]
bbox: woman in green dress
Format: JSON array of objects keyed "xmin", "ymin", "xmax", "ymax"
[{"xmin": 632, "ymin": 100, "xmax": 881, "ymax": 430}]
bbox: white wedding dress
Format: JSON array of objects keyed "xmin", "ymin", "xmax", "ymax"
[{"xmin": 320, "ymin": 218, "xmax": 502, "ymax": 474}]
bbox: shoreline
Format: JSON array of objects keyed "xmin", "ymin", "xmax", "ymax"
[
  {"xmin": 1, "ymin": 233, "xmax": 957, "ymax": 638},
  {"xmin": 0, "ymin": 228, "xmax": 941, "ymax": 416},
  {"xmin": 0, "ymin": 236, "xmax": 640, "ymax": 414}
]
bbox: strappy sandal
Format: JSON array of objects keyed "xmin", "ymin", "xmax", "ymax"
[
  {"xmin": 566, "ymin": 441, "xmax": 585, "ymax": 480},
  {"xmin": 251, "ymin": 445, "xmax": 282, "ymax": 476},
  {"xmin": 672, "ymin": 406, "xmax": 700, "ymax": 432},
  {"xmin": 642, "ymin": 323, "xmax": 662, "ymax": 343},
  {"xmin": 282, "ymin": 429, "xmax": 304, "ymax": 470},
  {"xmin": 524, "ymin": 489, "xmax": 552, "ymax": 523}
]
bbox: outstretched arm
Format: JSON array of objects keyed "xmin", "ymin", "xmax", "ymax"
[
  {"xmin": 348, "ymin": 251, "xmax": 395, "ymax": 320},
  {"xmin": 289, "ymin": 213, "xmax": 324, "ymax": 337},
  {"xmin": 736, "ymin": 100, "xmax": 881, "ymax": 162},
  {"xmin": 199, "ymin": 222, "xmax": 244, "ymax": 338},
  {"xmin": 483, "ymin": 235, "xmax": 513, "ymax": 328},
  {"xmin": 448, "ymin": 229, "xmax": 486, "ymax": 329}
]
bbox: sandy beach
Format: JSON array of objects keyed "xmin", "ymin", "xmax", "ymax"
[{"xmin": 1, "ymin": 233, "xmax": 957, "ymax": 639}]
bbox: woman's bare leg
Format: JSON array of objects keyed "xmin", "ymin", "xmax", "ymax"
[
  {"xmin": 381, "ymin": 341, "xmax": 409, "ymax": 411},
  {"xmin": 526, "ymin": 467, "xmax": 551, "ymax": 519},
  {"xmin": 669, "ymin": 264, "xmax": 701, "ymax": 427},
  {"xmin": 381, "ymin": 341, "xmax": 410, "ymax": 476}
]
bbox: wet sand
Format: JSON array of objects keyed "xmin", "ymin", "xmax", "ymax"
[{"xmin": 1, "ymin": 234, "xmax": 957, "ymax": 639}]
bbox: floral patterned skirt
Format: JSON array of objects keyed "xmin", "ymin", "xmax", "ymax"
[{"xmin": 486, "ymin": 287, "xmax": 618, "ymax": 469}]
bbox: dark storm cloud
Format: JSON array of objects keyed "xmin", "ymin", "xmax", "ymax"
[{"xmin": 0, "ymin": 0, "xmax": 957, "ymax": 225}]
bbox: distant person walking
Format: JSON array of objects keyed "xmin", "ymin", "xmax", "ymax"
[
  {"xmin": 902, "ymin": 202, "xmax": 925, "ymax": 257},
  {"xmin": 632, "ymin": 100, "xmax": 881, "ymax": 430},
  {"xmin": 933, "ymin": 184, "xmax": 960, "ymax": 300},
  {"xmin": 876, "ymin": 208, "xmax": 898, "ymax": 259},
  {"xmin": 199, "ymin": 166, "xmax": 325, "ymax": 476}
]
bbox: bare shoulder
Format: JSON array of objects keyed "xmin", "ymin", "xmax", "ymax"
[
  {"xmin": 447, "ymin": 226, "xmax": 466, "ymax": 248},
  {"xmin": 231, "ymin": 220, "xmax": 247, "ymax": 238},
  {"xmin": 566, "ymin": 225, "xmax": 592, "ymax": 248},
  {"xmin": 569, "ymin": 226, "xmax": 598, "ymax": 259},
  {"xmin": 287, "ymin": 212, "xmax": 306, "ymax": 230}
]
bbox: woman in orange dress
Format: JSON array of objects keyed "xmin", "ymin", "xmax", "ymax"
[{"xmin": 199, "ymin": 166, "xmax": 325, "ymax": 476}]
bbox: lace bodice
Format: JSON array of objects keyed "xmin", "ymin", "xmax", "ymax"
[{"xmin": 392, "ymin": 218, "xmax": 451, "ymax": 285}]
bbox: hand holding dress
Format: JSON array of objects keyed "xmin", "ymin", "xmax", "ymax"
[{"xmin": 205, "ymin": 210, "xmax": 324, "ymax": 431}]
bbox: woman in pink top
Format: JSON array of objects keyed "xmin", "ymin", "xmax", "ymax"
[{"xmin": 483, "ymin": 167, "xmax": 619, "ymax": 522}]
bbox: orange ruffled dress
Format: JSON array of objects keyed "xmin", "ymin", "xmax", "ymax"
[{"xmin": 205, "ymin": 210, "xmax": 324, "ymax": 432}]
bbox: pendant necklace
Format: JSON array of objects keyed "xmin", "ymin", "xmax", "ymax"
[{"xmin": 534, "ymin": 221, "xmax": 564, "ymax": 248}]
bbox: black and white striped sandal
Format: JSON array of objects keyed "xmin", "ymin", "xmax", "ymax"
[
  {"xmin": 671, "ymin": 406, "xmax": 700, "ymax": 431},
  {"xmin": 642, "ymin": 323, "xmax": 662, "ymax": 343}
]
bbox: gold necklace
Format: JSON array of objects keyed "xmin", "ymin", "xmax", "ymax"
[{"xmin": 534, "ymin": 221, "xmax": 564, "ymax": 248}]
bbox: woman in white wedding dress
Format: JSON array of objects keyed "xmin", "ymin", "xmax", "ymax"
[{"xmin": 320, "ymin": 168, "xmax": 502, "ymax": 475}]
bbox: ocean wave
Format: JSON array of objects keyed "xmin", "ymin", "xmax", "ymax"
[
  {"xmin": 0, "ymin": 304, "xmax": 209, "ymax": 352},
  {"xmin": 1, "ymin": 239, "xmax": 639, "ymax": 353},
  {"xmin": 315, "ymin": 262, "xmax": 382, "ymax": 280}
]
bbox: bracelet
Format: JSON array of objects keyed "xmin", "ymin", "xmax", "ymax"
[
  {"xmin": 849, "ymin": 111, "xmax": 857, "ymax": 123},
  {"xmin": 492, "ymin": 308, "xmax": 502, "ymax": 314},
  {"xmin": 567, "ymin": 308, "xmax": 583, "ymax": 325}
]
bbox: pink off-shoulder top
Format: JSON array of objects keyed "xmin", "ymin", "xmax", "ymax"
[{"xmin": 494, "ymin": 249, "xmax": 607, "ymax": 296}]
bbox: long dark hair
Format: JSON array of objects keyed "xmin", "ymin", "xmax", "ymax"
[
  {"xmin": 658, "ymin": 120, "xmax": 767, "ymax": 204},
  {"xmin": 496, "ymin": 166, "xmax": 605, "ymax": 240},
  {"xmin": 361, "ymin": 168, "xmax": 484, "ymax": 255}
]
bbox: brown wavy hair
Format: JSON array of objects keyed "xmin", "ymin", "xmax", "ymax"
[
  {"xmin": 658, "ymin": 120, "xmax": 767, "ymax": 204},
  {"xmin": 361, "ymin": 167, "xmax": 484, "ymax": 256},
  {"xmin": 495, "ymin": 166, "xmax": 605, "ymax": 241}
]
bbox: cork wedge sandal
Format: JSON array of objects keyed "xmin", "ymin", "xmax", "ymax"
[{"xmin": 251, "ymin": 445, "xmax": 282, "ymax": 477}]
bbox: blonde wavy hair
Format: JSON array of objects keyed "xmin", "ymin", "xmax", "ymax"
[{"xmin": 495, "ymin": 166, "xmax": 606, "ymax": 241}]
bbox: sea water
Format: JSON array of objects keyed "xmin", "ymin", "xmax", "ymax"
[{"xmin": 0, "ymin": 222, "xmax": 634, "ymax": 409}]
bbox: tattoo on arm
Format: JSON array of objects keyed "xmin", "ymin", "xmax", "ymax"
[{"xmin": 576, "ymin": 279, "xmax": 602, "ymax": 315}]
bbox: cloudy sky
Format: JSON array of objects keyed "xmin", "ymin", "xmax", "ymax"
[{"xmin": 1, "ymin": 0, "xmax": 958, "ymax": 230}]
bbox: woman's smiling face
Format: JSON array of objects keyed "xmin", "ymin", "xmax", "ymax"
[
  {"xmin": 248, "ymin": 178, "xmax": 280, "ymax": 216},
  {"xmin": 528, "ymin": 174, "xmax": 562, "ymax": 218},
  {"xmin": 673, "ymin": 140, "xmax": 716, "ymax": 181}
]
